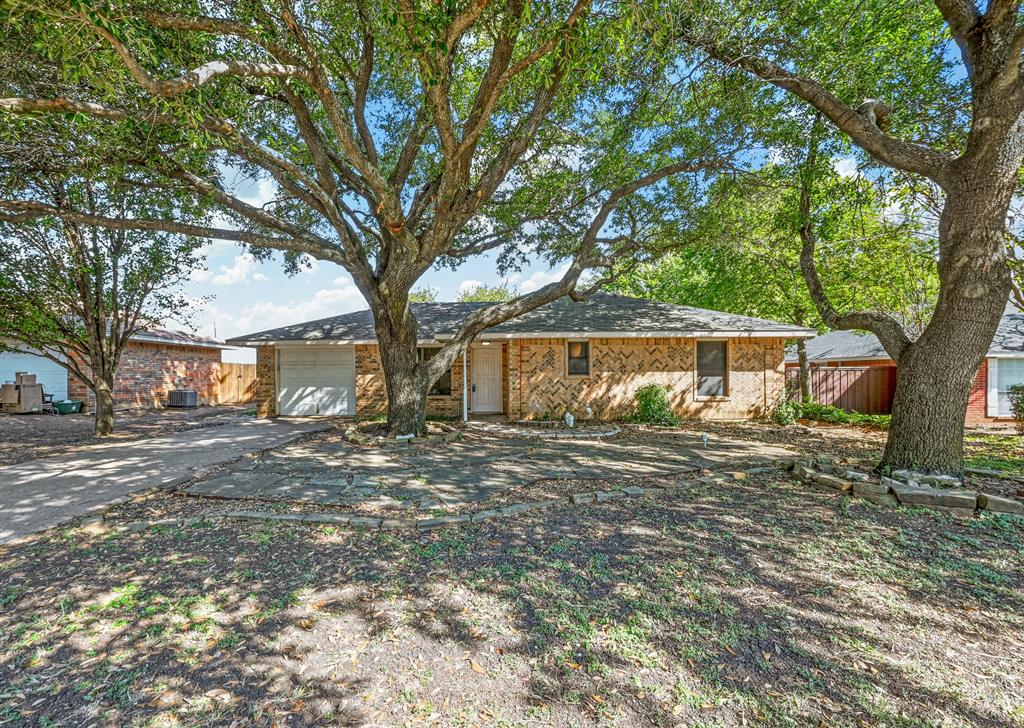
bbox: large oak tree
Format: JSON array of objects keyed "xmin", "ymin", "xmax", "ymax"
[
  {"xmin": 668, "ymin": 0, "xmax": 1024, "ymax": 474},
  {"xmin": 0, "ymin": 0, "xmax": 738, "ymax": 434}
]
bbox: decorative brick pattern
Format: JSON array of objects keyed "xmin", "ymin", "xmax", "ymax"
[
  {"xmin": 256, "ymin": 337, "xmax": 786, "ymax": 421},
  {"xmin": 356, "ymin": 344, "xmax": 472, "ymax": 418},
  {"xmin": 508, "ymin": 337, "xmax": 786, "ymax": 421},
  {"xmin": 68, "ymin": 341, "xmax": 221, "ymax": 411},
  {"xmin": 255, "ymin": 346, "xmax": 276, "ymax": 417},
  {"xmin": 355, "ymin": 345, "xmax": 387, "ymax": 416}
]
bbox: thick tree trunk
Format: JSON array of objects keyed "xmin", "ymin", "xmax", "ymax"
[
  {"xmin": 879, "ymin": 170, "xmax": 1013, "ymax": 476},
  {"xmin": 94, "ymin": 376, "xmax": 115, "ymax": 437},
  {"xmin": 796, "ymin": 339, "xmax": 812, "ymax": 401},
  {"xmin": 373, "ymin": 304, "xmax": 430, "ymax": 436}
]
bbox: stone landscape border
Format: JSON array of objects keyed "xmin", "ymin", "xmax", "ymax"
[
  {"xmin": 85, "ymin": 472, "xmax": 766, "ymax": 536},
  {"xmin": 777, "ymin": 457, "xmax": 1024, "ymax": 517},
  {"xmin": 64, "ymin": 458, "xmax": 1023, "ymax": 540}
]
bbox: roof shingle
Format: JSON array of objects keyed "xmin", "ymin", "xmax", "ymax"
[{"xmin": 227, "ymin": 294, "xmax": 815, "ymax": 345}]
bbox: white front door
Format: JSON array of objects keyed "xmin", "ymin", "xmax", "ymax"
[
  {"xmin": 277, "ymin": 346, "xmax": 356, "ymax": 416},
  {"xmin": 472, "ymin": 346, "xmax": 502, "ymax": 413}
]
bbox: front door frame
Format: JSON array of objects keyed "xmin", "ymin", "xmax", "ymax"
[{"xmin": 471, "ymin": 345, "xmax": 503, "ymax": 413}]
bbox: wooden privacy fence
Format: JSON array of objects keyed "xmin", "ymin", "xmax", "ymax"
[
  {"xmin": 219, "ymin": 362, "xmax": 257, "ymax": 404},
  {"xmin": 787, "ymin": 366, "xmax": 896, "ymax": 415}
]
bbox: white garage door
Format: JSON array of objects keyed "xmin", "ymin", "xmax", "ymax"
[
  {"xmin": 0, "ymin": 349, "xmax": 69, "ymax": 400},
  {"xmin": 277, "ymin": 347, "xmax": 355, "ymax": 416}
]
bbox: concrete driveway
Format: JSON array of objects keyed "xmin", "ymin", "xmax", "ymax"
[{"xmin": 0, "ymin": 418, "xmax": 329, "ymax": 543}]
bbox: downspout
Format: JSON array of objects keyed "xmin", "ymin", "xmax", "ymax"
[{"xmin": 462, "ymin": 350, "xmax": 468, "ymax": 422}]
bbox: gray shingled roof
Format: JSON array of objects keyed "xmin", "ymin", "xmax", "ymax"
[
  {"xmin": 784, "ymin": 312, "xmax": 1024, "ymax": 363},
  {"xmin": 133, "ymin": 328, "xmax": 228, "ymax": 349},
  {"xmin": 784, "ymin": 329, "xmax": 890, "ymax": 363},
  {"xmin": 227, "ymin": 294, "xmax": 814, "ymax": 345},
  {"xmin": 991, "ymin": 312, "xmax": 1024, "ymax": 354}
]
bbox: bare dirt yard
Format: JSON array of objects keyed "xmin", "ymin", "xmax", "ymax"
[
  {"xmin": 1, "ymin": 422, "xmax": 1022, "ymax": 727},
  {"xmin": 0, "ymin": 405, "xmax": 255, "ymax": 467}
]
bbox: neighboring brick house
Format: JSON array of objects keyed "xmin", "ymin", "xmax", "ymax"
[
  {"xmin": 0, "ymin": 330, "xmax": 227, "ymax": 410},
  {"xmin": 227, "ymin": 294, "xmax": 814, "ymax": 421},
  {"xmin": 784, "ymin": 313, "xmax": 1024, "ymax": 425}
]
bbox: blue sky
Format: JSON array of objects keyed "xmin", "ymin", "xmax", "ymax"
[
  {"xmin": 183, "ymin": 244, "xmax": 566, "ymax": 363},
  {"xmin": 172, "ymin": 153, "xmax": 866, "ymax": 363},
  {"xmin": 177, "ymin": 177, "xmax": 567, "ymax": 362},
  {"xmin": 170, "ymin": 168, "xmax": 576, "ymax": 362}
]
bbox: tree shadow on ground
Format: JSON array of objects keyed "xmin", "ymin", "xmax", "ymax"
[{"xmin": 1, "ymin": 471, "xmax": 1021, "ymax": 726}]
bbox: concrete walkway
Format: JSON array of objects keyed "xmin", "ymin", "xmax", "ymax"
[{"xmin": 0, "ymin": 418, "xmax": 329, "ymax": 544}]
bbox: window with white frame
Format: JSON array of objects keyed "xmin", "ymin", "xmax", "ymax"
[
  {"xmin": 417, "ymin": 347, "xmax": 452, "ymax": 396},
  {"xmin": 994, "ymin": 358, "xmax": 1024, "ymax": 417},
  {"xmin": 696, "ymin": 340, "xmax": 728, "ymax": 397}
]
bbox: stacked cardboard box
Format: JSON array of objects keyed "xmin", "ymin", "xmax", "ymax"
[{"xmin": 2, "ymin": 372, "xmax": 44, "ymax": 413}]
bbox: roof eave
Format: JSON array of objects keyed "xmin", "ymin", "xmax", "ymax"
[{"xmin": 229, "ymin": 328, "xmax": 817, "ymax": 346}]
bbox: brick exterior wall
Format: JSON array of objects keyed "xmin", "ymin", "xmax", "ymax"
[
  {"xmin": 255, "ymin": 345, "xmax": 277, "ymax": 417},
  {"xmin": 255, "ymin": 337, "xmax": 787, "ymax": 421},
  {"xmin": 355, "ymin": 343, "xmax": 471, "ymax": 418},
  {"xmin": 68, "ymin": 341, "xmax": 221, "ymax": 411},
  {"xmin": 965, "ymin": 361, "xmax": 989, "ymax": 425},
  {"xmin": 963, "ymin": 358, "xmax": 1018, "ymax": 426},
  {"xmin": 507, "ymin": 337, "xmax": 785, "ymax": 421}
]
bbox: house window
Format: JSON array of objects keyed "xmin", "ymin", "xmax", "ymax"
[
  {"xmin": 417, "ymin": 347, "xmax": 451, "ymax": 396},
  {"xmin": 567, "ymin": 341, "xmax": 590, "ymax": 376},
  {"xmin": 996, "ymin": 358, "xmax": 1024, "ymax": 416},
  {"xmin": 696, "ymin": 340, "xmax": 728, "ymax": 397}
]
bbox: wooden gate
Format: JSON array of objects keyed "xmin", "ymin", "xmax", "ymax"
[
  {"xmin": 218, "ymin": 363, "xmax": 257, "ymax": 404},
  {"xmin": 787, "ymin": 366, "xmax": 896, "ymax": 415}
]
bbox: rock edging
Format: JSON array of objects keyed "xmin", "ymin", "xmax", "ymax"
[{"xmin": 778, "ymin": 458, "xmax": 1024, "ymax": 517}]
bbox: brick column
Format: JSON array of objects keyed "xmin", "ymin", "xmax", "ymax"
[
  {"xmin": 255, "ymin": 346, "xmax": 277, "ymax": 417},
  {"xmin": 507, "ymin": 339, "xmax": 522, "ymax": 420}
]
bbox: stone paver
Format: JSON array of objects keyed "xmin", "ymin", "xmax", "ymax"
[
  {"xmin": 0, "ymin": 418, "xmax": 329, "ymax": 543},
  {"xmin": 185, "ymin": 429, "xmax": 796, "ymax": 506}
]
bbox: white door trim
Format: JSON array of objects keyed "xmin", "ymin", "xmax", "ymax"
[{"xmin": 471, "ymin": 346, "xmax": 502, "ymax": 413}]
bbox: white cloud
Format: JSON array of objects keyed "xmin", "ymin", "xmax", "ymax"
[
  {"xmin": 210, "ymin": 253, "xmax": 258, "ymax": 285},
  {"xmin": 253, "ymin": 272, "xmax": 270, "ymax": 282},
  {"xmin": 513, "ymin": 264, "xmax": 570, "ymax": 293},
  {"xmin": 230, "ymin": 285, "xmax": 365, "ymax": 335},
  {"xmin": 457, "ymin": 279, "xmax": 484, "ymax": 295},
  {"xmin": 832, "ymin": 157, "xmax": 859, "ymax": 178},
  {"xmin": 766, "ymin": 147, "xmax": 787, "ymax": 165},
  {"xmin": 242, "ymin": 177, "xmax": 278, "ymax": 208},
  {"xmin": 190, "ymin": 283, "xmax": 367, "ymax": 341}
]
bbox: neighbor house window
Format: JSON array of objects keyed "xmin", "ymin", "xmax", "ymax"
[
  {"xmin": 567, "ymin": 341, "xmax": 590, "ymax": 376},
  {"xmin": 996, "ymin": 358, "xmax": 1024, "ymax": 416},
  {"xmin": 417, "ymin": 347, "xmax": 451, "ymax": 395},
  {"xmin": 696, "ymin": 340, "xmax": 728, "ymax": 397}
]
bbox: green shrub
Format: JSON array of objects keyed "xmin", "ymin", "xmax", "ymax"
[
  {"xmin": 799, "ymin": 402, "xmax": 890, "ymax": 430},
  {"xmin": 1008, "ymin": 384, "xmax": 1024, "ymax": 436},
  {"xmin": 629, "ymin": 384, "xmax": 681, "ymax": 426},
  {"xmin": 772, "ymin": 397, "xmax": 799, "ymax": 426}
]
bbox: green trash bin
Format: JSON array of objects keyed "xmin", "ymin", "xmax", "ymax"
[{"xmin": 54, "ymin": 400, "xmax": 83, "ymax": 415}]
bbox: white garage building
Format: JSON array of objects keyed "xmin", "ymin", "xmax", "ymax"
[{"xmin": 0, "ymin": 345, "xmax": 68, "ymax": 400}]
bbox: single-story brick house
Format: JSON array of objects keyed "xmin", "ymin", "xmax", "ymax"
[
  {"xmin": 1, "ymin": 329, "xmax": 228, "ymax": 410},
  {"xmin": 784, "ymin": 312, "xmax": 1024, "ymax": 425},
  {"xmin": 227, "ymin": 294, "xmax": 814, "ymax": 421}
]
